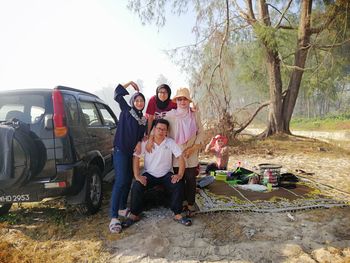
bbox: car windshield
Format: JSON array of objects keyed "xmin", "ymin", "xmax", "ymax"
[{"xmin": 0, "ymin": 94, "xmax": 46, "ymax": 124}]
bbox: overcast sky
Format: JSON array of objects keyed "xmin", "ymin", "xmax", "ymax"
[{"xmin": 0, "ymin": 0, "xmax": 195, "ymax": 99}]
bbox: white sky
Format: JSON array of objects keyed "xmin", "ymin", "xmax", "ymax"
[{"xmin": 0, "ymin": 0, "xmax": 195, "ymax": 99}]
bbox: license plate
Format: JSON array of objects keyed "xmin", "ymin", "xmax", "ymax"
[{"xmin": 0, "ymin": 194, "xmax": 30, "ymax": 203}]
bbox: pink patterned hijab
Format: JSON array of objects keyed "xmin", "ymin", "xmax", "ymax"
[{"xmin": 167, "ymin": 107, "xmax": 197, "ymax": 145}]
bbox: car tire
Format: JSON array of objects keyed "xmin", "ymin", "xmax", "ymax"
[
  {"xmin": 78, "ymin": 165, "xmax": 103, "ymax": 215},
  {"xmin": 0, "ymin": 203, "xmax": 12, "ymax": 216},
  {"xmin": 5, "ymin": 131, "xmax": 31, "ymax": 189},
  {"xmin": 0, "ymin": 122, "xmax": 41, "ymax": 189}
]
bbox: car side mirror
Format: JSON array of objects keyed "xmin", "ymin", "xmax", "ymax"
[{"xmin": 44, "ymin": 114, "xmax": 53, "ymax": 129}]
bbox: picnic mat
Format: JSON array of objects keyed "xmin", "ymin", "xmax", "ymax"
[{"xmin": 195, "ymin": 177, "xmax": 350, "ymax": 213}]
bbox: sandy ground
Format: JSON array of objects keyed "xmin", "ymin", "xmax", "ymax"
[{"xmin": 1, "ymin": 136, "xmax": 350, "ymax": 263}]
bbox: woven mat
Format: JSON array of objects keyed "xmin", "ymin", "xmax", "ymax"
[{"xmin": 195, "ymin": 179, "xmax": 350, "ymax": 213}]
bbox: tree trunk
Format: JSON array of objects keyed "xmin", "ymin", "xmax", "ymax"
[
  {"xmin": 264, "ymin": 50, "xmax": 284, "ymax": 136},
  {"xmin": 282, "ymin": 0, "xmax": 313, "ymax": 132},
  {"xmin": 258, "ymin": 0, "xmax": 285, "ymax": 137}
]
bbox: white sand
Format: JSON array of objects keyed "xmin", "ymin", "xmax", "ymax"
[{"xmin": 106, "ymin": 151, "xmax": 350, "ymax": 263}]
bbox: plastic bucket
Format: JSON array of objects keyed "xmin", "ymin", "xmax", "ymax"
[{"xmin": 258, "ymin": 163, "xmax": 282, "ymax": 186}]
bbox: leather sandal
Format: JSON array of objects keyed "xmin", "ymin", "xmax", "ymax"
[{"xmin": 183, "ymin": 205, "xmax": 196, "ymax": 218}]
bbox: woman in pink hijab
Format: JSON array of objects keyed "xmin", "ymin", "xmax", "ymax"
[{"xmin": 165, "ymin": 88, "xmax": 204, "ymax": 217}]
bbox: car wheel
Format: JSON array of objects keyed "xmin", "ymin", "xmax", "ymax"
[
  {"xmin": 11, "ymin": 133, "xmax": 31, "ymax": 188},
  {"xmin": 0, "ymin": 128, "xmax": 35, "ymax": 189},
  {"xmin": 79, "ymin": 165, "xmax": 103, "ymax": 215},
  {"xmin": 0, "ymin": 203, "xmax": 12, "ymax": 216}
]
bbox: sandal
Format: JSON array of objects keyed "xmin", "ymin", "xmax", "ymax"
[
  {"xmin": 183, "ymin": 206, "xmax": 196, "ymax": 218},
  {"xmin": 174, "ymin": 217, "xmax": 192, "ymax": 226},
  {"xmin": 186, "ymin": 210, "xmax": 195, "ymax": 218},
  {"xmin": 121, "ymin": 218, "xmax": 137, "ymax": 228},
  {"xmin": 109, "ymin": 219, "xmax": 122, "ymax": 234},
  {"xmin": 118, "ymin": 208, "xmax": 131, "ymax": 220}
]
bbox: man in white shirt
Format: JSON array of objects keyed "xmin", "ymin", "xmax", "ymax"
[{"xmin": 125, "ymin": 118, "xmax": 192, "ymax": 227}]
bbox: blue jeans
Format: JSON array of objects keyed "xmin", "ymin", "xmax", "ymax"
[{"xmin": 109, "ymin": 148, "xmax": 133, "ymax": 218}]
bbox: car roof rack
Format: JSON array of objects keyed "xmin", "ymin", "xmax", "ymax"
[{"xmin": 55, "ymin": 86, "xmax": 99, "ymax": 98}]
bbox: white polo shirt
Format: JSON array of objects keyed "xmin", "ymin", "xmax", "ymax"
[{"xmin": 134, "ymin": 137, "xmax": 182, "ymax": 178}]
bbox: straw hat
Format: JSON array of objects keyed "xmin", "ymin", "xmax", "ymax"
[{"xmin": 172, "ymin": 88, "xmax": 192, "ymax": 103}]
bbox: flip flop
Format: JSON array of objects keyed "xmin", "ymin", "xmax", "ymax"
[
  {"xmin": 109, "ymin": 219, "xmax": 122, "ymax": 234},
  {"xmin": 174, "ymin": 217, "xmax": 192, "ymax": 226}
]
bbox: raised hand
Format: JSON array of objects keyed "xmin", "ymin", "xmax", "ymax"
[{"xmin": 123, "ymin": 81, "xmax": 140, "ymax": 92}]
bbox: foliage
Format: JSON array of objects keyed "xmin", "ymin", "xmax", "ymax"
[
  {"xmin": 253, "ymin": 24, "xmax": 279, "ymax": 52},
  {"xmin": 127, "ymin": 0, "xmax": 350, "ymax": 135}
]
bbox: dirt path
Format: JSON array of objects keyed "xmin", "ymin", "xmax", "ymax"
[
  {"xmin": 1, "ymin": 136, "xmax": 350, "ymax": 263},
  {"xmin": 107, "ymin": 207, "xmax": 350, "ymax": 263}
]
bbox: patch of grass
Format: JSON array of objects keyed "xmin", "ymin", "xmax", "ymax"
[
  {"xmin": 291, "ymin": 114, "xmax": 350, "ymax": 131},
  {"xmin": 0, "ymin": 200, "xmax": 112, "ymax": 263},
  {"xmin": 0, "ymin": 213, "xmax": 21, "ymax": 225},
  {"xmin": 1, "ymin": 206, "xmax": 71, "ymax": 226},
  {"xmin": 0, "ymin": 241, "xmax": 16, "ymax": 263}
]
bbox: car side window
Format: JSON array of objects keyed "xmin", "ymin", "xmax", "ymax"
[
  {"xmin": 31, "ymin": 106, "xmax": 45, "ymax": 123},
  {"xmin": 80, "ymin": 101, "xmax": 102, "ymax": 127},
  {"xmin": 96, "ymin": 103, "xmax": 116, "ymax": 127},
  {"xmin": 0, "ymin": 95, "xmax": 45, "ymax": 124},
  {"xmin": 63, "ymin": 94, "xmax": 80, "ymax": 126}
]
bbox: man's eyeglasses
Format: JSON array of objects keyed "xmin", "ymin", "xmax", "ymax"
[
  {"xmin": 176, "ymin": 97, "xmax": 188, "ymax": 102},
  {"xmin": 155, "ymin": 127, "xmax": 167, "ymax": 132}
]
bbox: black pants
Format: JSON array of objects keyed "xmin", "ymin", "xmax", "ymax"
[
  {"xmin": 174, "ymin": 167, "xmax": 197, "ymax": 206},
  {"xmin": 130, "ymin": 172, "xmax": 184, "ymax": 215}
]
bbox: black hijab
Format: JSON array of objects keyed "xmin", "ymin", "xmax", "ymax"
[{"xmin": 156, "ymin": 84, "xmax": 171, "ymax": 110}]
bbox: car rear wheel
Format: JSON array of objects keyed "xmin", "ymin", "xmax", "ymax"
[
  {"xmin": 0, "ymin": 126, "xmax": 31, "ymax": 189},
  {"xmin": 78, "ymin": 165, "xmax": 103, "ymax": 215},
  {"xmin": 0, "ymin": 203, "xmax": 12, "ymax": 216},
  {"xmin": 11, "ymin": 133, "xmax": 31, "ymax": 188}
]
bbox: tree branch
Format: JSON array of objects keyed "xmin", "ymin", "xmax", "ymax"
[
  {"xmin": 313, "ymin": 38, "xmax": 350, "ymax": 49},
  {"xmin": 274, "ymin": 0, "xmax": 293, "ymax": 29},
  {"xmin": 234, "ymin": 102, "xmax": 270, "ymax": 135},
  {"xmin": 310, "ymin": 5, "xmax": 341, "ymax": 34},
  {"xmin": 246, "ymin": 0, "xmax": 256, "ymax": 21},
  {"xmin": 208, "ymin": 0, "xmax": 230, "ymax": 90},
  {"xmin": 233, "ymin": 0, "xmax": 255, "ymax": 24},
  {"xmin": 265, "ymin": 1, "xmax": 292, "ymax": 27},
  {"xmin": 277, "ymin": 25, "xmax": 296, "ymax": 30}
]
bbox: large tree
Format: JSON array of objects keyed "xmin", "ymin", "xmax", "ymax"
[{"xmin": 128, "ymin": 0, "xmax": 350, "ymax": 136}]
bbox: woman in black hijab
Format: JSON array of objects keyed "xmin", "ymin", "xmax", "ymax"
[{"xmin": 145, "ymin": 84, "xmax": 177, "ymax": 135}]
